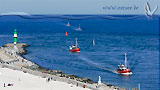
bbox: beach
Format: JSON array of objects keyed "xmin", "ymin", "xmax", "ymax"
[{"xmin": 0, "ymin": 68, "xmax": 90, "ymax": 90}]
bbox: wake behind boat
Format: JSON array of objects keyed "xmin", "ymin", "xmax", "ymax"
[
  {"xmin": 117, "ymin": 53, "xmax": 132, "ymax": 75},
  {"xmin": 69, "ymin": 38, "xmax": 80, "ymax": 52}
]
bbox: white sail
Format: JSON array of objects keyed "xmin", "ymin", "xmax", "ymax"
[
  {"xmin": 67, "ymin": 21, "xmax": 70, "ymax": 25},
  {"xmin": 93, "ymin": 39, "xmax": 95, "ymax": 46}
]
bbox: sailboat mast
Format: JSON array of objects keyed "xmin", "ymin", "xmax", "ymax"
[{"xmin": 125, "ymin": 53, "xmax": 127, "ymax": 68}]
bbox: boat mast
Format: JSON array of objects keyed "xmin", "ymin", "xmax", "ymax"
[
  {"xmin": 125, "ymin": 53, "xmax": 127, "ymax": 68},
  {"xmin": 75, "ymin": 38, "xmax": 78, "ymax": 48}
]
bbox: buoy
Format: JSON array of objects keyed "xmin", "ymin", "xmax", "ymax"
[{"xmin": 66, "ymin": 32, "xmax": 68, "ymax": 36}]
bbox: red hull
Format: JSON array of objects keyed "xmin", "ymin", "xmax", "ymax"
[
  {"xmin": 66, "ymin": 24, "xmax": 70, "ymax": 26},
  {"xmin": 117, "ymin": 69, "xmax": 131, "ymax": 74},
  {"xmin": 69, "ymin": 48, "xmax": 80, "ymax": 52}
]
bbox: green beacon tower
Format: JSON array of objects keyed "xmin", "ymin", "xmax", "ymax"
[{"xmin": 14, "ymin": 29, "xmax": 17, "ymax": 45}]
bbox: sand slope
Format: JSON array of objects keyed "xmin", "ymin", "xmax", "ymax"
[{"xmin": 0, "ymin": 68, "xmax": 90, "ymax": 90}]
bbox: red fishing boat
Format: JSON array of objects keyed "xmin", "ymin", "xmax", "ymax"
[
  {"xmin": 69, "ymin": 38, "xmax": 80, "ymax": 52},
  {"xmin": 117, "ymin": 53, "xmax": 132, "ymax": 75}
]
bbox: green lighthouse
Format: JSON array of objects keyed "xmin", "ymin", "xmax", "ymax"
[{"xmin": 14, "ymin": 29, "xmax": 17, "ymax": 44}]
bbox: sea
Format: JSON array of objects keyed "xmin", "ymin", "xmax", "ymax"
[{"xmin": 0, "ymin": 15, "xmax": 159, "ymax": 90}]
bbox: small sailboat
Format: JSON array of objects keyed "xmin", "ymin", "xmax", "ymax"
[
  {"xmin": 117, "ymin": 53, "xmax": 132, "ymax": 75},
  {"xmin": 93, "ymin": 39, "xmax": 95, "ymax": 46},
  {"xmin": 66, "ymin": 21, "xmax": 70, "ymax": 26},
  {"xmin": 69, "ymin": 38, "xmax": 80, "ymax": 52},
  {"xmin": 77, "ymin": 24, "xmax": 82, "ymax": 31}
]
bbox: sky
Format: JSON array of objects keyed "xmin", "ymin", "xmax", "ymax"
[{"xmin": 0, "ymin": 0, "xmax": 159, "ymax": 15}]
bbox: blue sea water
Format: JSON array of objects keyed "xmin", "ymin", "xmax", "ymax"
[{"xmin": 0, "ymin": 15, "xmax": 159, "ymax": 90}]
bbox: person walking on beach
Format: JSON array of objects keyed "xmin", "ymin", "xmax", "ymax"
[
  {"xmin": 76, "ymin": 83, "xmax": 78, "ymax": 87},
  {"xmin": 4, "ymin": 83, "xmax": 5, "ymax": 87},
  {"xmin": 48, "ymin": 78, "xmax": 50, "ymax": 82}
]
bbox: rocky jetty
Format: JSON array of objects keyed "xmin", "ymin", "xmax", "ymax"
[{"xmin": 3, "ymin": 43, "xmax": 29, "ymax": 54}]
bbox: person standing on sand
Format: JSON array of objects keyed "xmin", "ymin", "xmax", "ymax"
[
  {"xmin": 83, "ymin": 85, "xmax": 85, "ymax": 88},
  {"xmin": 4, "ymin": 83, "xmax": 5, "ymax": 87},
  {"xmin": 76, "ymin": 83, "xmax": 78, "ymax": 87}
]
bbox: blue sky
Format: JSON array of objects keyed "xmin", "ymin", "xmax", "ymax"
[{"xmin": 0, "ymin": 0, "xmax": 159, "ymax": 15}]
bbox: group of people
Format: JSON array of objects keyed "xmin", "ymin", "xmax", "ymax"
[
  {"xmin": 4, "ymin": 83, "xmax": 14, "ymax": 87},
  {"xmin": 2, "ymin": 46, "xmax": 27, "ymax": 64},
  {"xmin": 46, "ymin": 77, "xmax": 53, "ymax": 82}
]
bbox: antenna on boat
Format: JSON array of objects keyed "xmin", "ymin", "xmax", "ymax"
[
  {"xmin": 125, "ymin": 53, "xmax": 127, "ymax": 68},
  {"xmin": 75, "ymin": 38, "xmax": 78, "ymax": 48}
]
